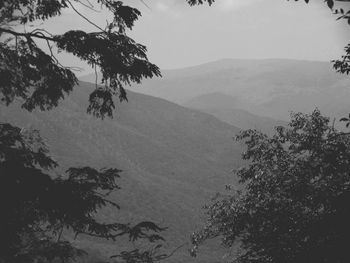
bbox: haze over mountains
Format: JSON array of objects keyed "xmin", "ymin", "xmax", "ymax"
[
  {"xmin": 1, "ymin": 81, "xmax": 243, "ymax": 263},
  {"xmin": 81, "ymin": 58, "xmax": 350, "ymax": 123},
  {"xmin": 4, "ymin": 58, "xmax": 349, "ymax": 262},
  {"xmin": 183, "ymin": 92, "xmax": 287, "ymax": 134}
]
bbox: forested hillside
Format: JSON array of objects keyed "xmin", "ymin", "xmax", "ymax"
[{"xmin": 0, "ymin": 81, "xmax": 244, "ymax": 263}]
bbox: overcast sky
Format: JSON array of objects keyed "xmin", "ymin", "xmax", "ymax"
[{"xmin": 42, "ymin": 0, "xmax": 350, "ymax": 74}]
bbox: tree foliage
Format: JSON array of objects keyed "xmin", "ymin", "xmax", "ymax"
[
  {"xmin": 110, "ymin": 243, "xmax": 186, "ymax": 263},
  {"xmin": 302, "ymin": 1, "xmax": 350, "ymax": 74},
  {"xmin": 0, "ymin": 122, "xmax": 167, "ymax": 263},
  {"xmin": 191, "ymin": 110, "xmax": 350, "ymax": 263},
  {"xmin": 0, "ymin": 0, "xmax": 161, "ymax": 118},
  {"xmin": 0, "ymin": 1, "xmax": 170, "ymax": 262}
]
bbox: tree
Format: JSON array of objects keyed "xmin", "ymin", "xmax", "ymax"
[
  {"xmin": 188, "ymin": 1, "xmax": 350, "ymax": 263},
  {"xmin": 191, "ymin": 109, "xmax": 350, "ymax": 263},
  {"xmin": 0, "ymin": 0, "xmax": 209, "ymax": 118},
  {"xmin": 0, "ymin": 1, "xmax": 170, "ymax": 262},
  {"xmin": 0, "ymin": 122, "xmax": 167, "ymax": 263},
  {"xmin": 0, "ymin": 0, "xmax": 161, "ymax": 119}
]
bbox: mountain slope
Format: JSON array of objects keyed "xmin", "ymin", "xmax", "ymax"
[
  {"xmin": 183, "ymin": 92, "xmax": 239, "ymax": 109},
  {"xmin": 1, "ymin": 81, "xmax": 243, "ymax": 263},
  {"xmin": 183, "ymin": 92, "xmax": 286, "ymax": 134},
  {"xmin": 81, "ymin": 59, "xmax": 350, "ymax": 121}
]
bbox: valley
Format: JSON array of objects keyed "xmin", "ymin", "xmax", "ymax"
[
  {"xmin": 1, "ymin": 81, "xmax": 244, "ymax": 263},
  {"xmin": 4, "ymin": 58, "xmax": 348, "ymax": 262}
]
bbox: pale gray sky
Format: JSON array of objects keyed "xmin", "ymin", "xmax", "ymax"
[{"xmin": 41, "ymin": 0, "xmax": 350, "ymax": 74}]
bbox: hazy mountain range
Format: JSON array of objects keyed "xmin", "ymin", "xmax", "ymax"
[
  {"xmin": 4, "ymin": 58, "xmax": 349, "ymax": 262},
  {"xmin": 183, "ymin": 92, "xmax": 287, "ymax": 134},
  {"xmin": 1, "ymin": 81, "xmax": 244, "ymax": 263},
  {"xmin": 81, "ymin": 58, "xmax": 350, "ymax": 122}
]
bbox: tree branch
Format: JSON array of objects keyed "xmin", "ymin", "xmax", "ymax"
[
  {"xmin": 76, "ymin": 0, "xmax": 100, "ymax": 12},
  {"xmin": 66, "ymin": 0, "xmax": 105, "ymax": 32},
  {"xmin": 0, "ymin": 28, "xmax": 56, "ymax": 42},
  {"xmin": 157, "ymin": 243, "xmax": 187, "ymax": 261}
]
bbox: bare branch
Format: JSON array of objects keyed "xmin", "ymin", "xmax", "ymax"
[
  {"xmin": 76, "ymin": 0, "xmax": 101, "ymax": 13},
  {"xmin": 66, "ymin": 0, "xmax": 105, "ymax": 32},
  {"xmin": 158, "ymin": 243, "xmax": 187, "ymax": 261},
  {"xmin": 0, "ymin": 28, "xmax": 56, "ymax": 42},
  {"xmin": 140, "ymin": 0, "xmax": 151, "ymax": 10}
]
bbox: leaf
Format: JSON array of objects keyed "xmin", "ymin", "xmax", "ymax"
[{"xmin": 327, "ymin": 0, "xmax": 334, "ymax": 9}]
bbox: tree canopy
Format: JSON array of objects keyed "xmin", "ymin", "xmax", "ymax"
[
  {"xmin": 191, "ymin": 109, "xmax": 350, "ymax": 263},
  {"xmin": 0, "ymin": 0, "xmax": 162, "ymax": 118},
  {"xmin": 0, "ymin": 1, "xmax": 169, "ymax": 262},
  {"xmin": 0, "ymin": 121, "xmax": 167, "ymax": 263}
]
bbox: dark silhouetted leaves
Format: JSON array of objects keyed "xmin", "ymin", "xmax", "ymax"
[
  {"xmin": 333, "ymin": 43, "xmax": 350, "ymax": 75},
  {"xmin": 187, "ymin": 0, "xmax": 215, "ymax": 6},
  {"xmin": 192, "ymin": 110, "xmax": 350, "ymax": 263},
  {"xmin": 111, "ymin": 243, "xmax": 185, "ymax": 263},
  {"xmin": 340, "ymin": 113, "xmax": 350, "ymax": 127},
  {"xmin": 327, "ymin": 0, "xmax": 334, "ymax": 9},
  {"xmin": 0, "ymin": 0, "xmax": 160, "ymax": 118},
  {"xmin": 0, "ymin": 40, "xmax": 77, "ymax": 111},
  {"xmin": 0, "ymin": 1, "xmax": 168, "ymax": 262},
  {"xmin": 0, "ymin": 123, "xmax": 166, "ymax": 263}
]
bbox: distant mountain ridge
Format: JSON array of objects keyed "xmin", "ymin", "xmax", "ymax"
[
  {"xmin": 1, "ymin": 81, "xmax": 243, "ymax": 263},
  {"xmin": 183, "ymin": 92, "xmax": 238, "ymax": 109},
  {"xmin": 81, "ymin": 58, "xmax": 350, "ymax": 121},
  {"xmin": 183, "ymin": 92, "xmax": 287, "ymax": 134}
]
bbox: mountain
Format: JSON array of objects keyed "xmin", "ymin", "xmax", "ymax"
[
  {"xmin": 81, "ymin": 59, "xmax": 350, "ymax": 121},
  {"xmin": 183, "ymin": 92, "xmax": 239, "ymax": 110},
  {"xmin": 0, "ymin": 81, "xmax": 244, "ymax": 263},
  {"xmin": 183, "ymin": 92, "xmax": 286, "ymax": 134}
]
